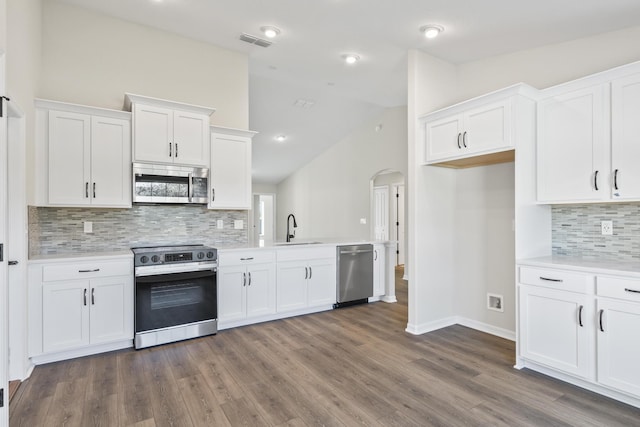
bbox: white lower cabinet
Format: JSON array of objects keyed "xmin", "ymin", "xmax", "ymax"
[
  {"xmin": 218, "ymin": 251, "xmax": 276, "ymax": 327},
  {"xmin": 218, "ymin": 252, "xmax": 276, "ymax": 324},
  {"xmin": 276, "ymin": 258, "xmax": 336, "ymax": 311},
  {"xmin": 373, "ymin": 243, "xmax": 386, "ymax": 297},
  {"xmin": 519, "ymin": 285, "xmax": 592, "ymax": 379},
  {"xmin": 29, "ymin": 255, "xmax": 134, "ymax": 363},
  {"xmin": 276, "ymin": 247, "xmax": 337, "ymax": 313},
  {"xmin": 518, "ymin": 263, "xmax": 640, "ymax": 406}
]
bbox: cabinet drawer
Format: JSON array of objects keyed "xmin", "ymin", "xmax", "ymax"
[
  {"xmin": 218, "ymin": 250, "xmax": 276, "ymax": 266},
  {"xmin": 519, "ymin": 266, "xmax": 593, "ymax": 293},
  {"xmin": 597, "ymin": 276, "xmax": 640, "ymax": 302},
  {"xmin": 42, "ymin": 259, "xmax": 132, "ymax": 282}
]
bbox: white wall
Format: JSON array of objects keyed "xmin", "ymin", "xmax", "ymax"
[
  {"xmin": 406, "ymin": 50, "xmax": 459, "ymax": 333},
  {"xmin": 277, "ymin": 106, "xmax": 407, "ymax": 241},
  {"xmin": 408, "ymin": 25, "xmax": 640, "ymax": 337},
  {"xmin": 6, "ymin": 0, "xmax": 41, "ymax": 381},
  {"xmin": 41, "ymin": 1, "xmax": 248, "ymax": 129}
]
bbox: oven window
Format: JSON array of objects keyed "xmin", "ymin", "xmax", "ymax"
[{"xmin": 136, "ymin": 270, "xmax": 217, "ymax": 333}]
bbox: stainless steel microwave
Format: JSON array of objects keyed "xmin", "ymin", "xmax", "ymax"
[{"xmin": 132, "ymin": 163, "xmax": 209, "ymax": 204}]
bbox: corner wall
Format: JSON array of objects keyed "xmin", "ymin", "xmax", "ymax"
[{"xmin": 409, "ymin": 24, "xmax": 640, "ymax": 337}]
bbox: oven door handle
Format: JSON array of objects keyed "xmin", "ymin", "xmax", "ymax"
[{"xmin": 135, "ymin": 266, "xmax": 216, "ymax": 281}]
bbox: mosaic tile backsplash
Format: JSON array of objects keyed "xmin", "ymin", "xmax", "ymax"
[
  {"xmin": 552, "ymin": 203, "xmax": 640, "ymax": 260},
  {"xmin": 29, "ymin": 205, "xmax": 248, "ymax": 256}
]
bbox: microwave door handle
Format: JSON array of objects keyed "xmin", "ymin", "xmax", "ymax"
[{"xmin": 188, "ymin": 173, "xmax": 193, "ymax": 203}]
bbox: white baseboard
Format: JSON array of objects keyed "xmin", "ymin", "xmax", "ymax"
[
  {"xmin": 455, "ymin": 317, "xmax": 515, "ymax": 341},
  {"xmin": 381, "ymin": 295, "xmax": 397, "ymax": 303},
  {"xmin": 405, "ymin": 316, "xmax": 515, "ymax": 341},
  {"xmin": 31, "ymin": 340, "xmax": 133, "ymax": 365},
  {"xmin": 405, "ymin": 316, "xmax": 457, "ymax": 335}
]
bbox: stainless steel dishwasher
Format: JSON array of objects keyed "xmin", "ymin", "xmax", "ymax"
[{"xmin": 334, "ymin": 244, "xmax": 374, "ymax": 308}]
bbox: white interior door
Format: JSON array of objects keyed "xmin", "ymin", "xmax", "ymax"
[
  {"xmin": 373, "ymin": 186, "xmax": 389, "ymax": 240},
  {"xmin": 0, "ymin": 93, "xmax": 9, "ymax": 427}
]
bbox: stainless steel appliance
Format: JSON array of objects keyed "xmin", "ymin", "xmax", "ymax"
[
  {"xmin": 132, "ymin": 244, "xmax": 217, "ymax": 349},
  {"xmin": 335, "ymin": 244, "xmax": 373, "ymax": 308},
  {"xmin": 132, "ymin": 163, "xmax": 209, "ymax": 204}
]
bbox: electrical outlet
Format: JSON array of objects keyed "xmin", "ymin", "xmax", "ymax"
[
  {"xmin": 84, "ymin": 221, "xmax": 93, "ymax": 233},
  {"xmin": 360, "ymin": 218, "xmax": 367, "ymax": 225},
  {"xmin": 216, "ymin": 220, "xmax": 224, "ymax": 229},
  {"xmin": 487, "ymin": 293, "xmax": 504, "ymax": 312},
  {"xmin": 234, "ymin": 220, "xmax": 244, "ymax": 230},
  {"xmin": 601, "ymin": 220, "xmax": 613, "ymax": 236}
]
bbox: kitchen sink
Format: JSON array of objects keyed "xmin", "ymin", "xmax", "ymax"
[{"xmin": 274, "ymin": 241, "xmax": 323, "ymax": 246}]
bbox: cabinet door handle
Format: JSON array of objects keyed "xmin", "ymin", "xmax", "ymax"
[
  {"xmin": 93, "ymin": 182, "xmax": 96, "ymax": 199},
  {"xmin": 240, "ymin": 257, "xmax": 254, "ymax": 261},
  {"xmin": 175, "ymin": 143, "xmax": 178, "ymax": 158},
  {"xmin": 462, "ymin": 131, "xmax": 468, "ymax": 148},
  {"xmin": 594, "ymin": 170, "xmax": 599, "ymax": 191},
  {"xmin": 625, "ymin": 288, "xmax": 640, "ymax": 294},
  {"xmin": 614, "ymin": 169, "xmax": 619, "ymax": 190},
  {"xmin": 83, "ymin": 288, "xmax": 87, "ymax": 306},
  {"xmin": 539, "ymin": 276, "xmax": 563, "ymax": 283},
  {"xmin": 457, "ymin": 133, "xmax": 461, "ymax": 149},
  {"xmin": 578, "ymin": 305, "xmax": 583, "ymax": 327},
  {"xmin": 79, "ymin": 268, "xmax": 100, "ymax": 273},
  {"xmin": 248, "ymin": 272, "xmax": 252, "ymax": 286},
  {"xmin": 599, "ymin": 309, "xmax": 605, "ymax": 332},
  {"xmin": 85, "ymin": 182, "xmax": 89, "ymax": 198},
  {"xmin": 374, "ymin": 250, "xmax": 378, "ymax": 261},
  {"xmin": 91, "ymin": 288, "xmax": 95, "ymax": 305},
  {"xmin": 309, "ymin": 267, "xmax": 312, "ymax": 279},
  {"xmin": 243, "ymin": 272, "xmax": 246, "ymax": 286},
  {"xmin": 304, "ymin": 267, "xmax": 308, "ymax": 280},
  {"xmin": 212, "ymin": 188, "xmax": 215, "ymax": 202}
]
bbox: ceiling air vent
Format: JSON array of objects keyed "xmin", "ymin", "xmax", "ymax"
[{"xmin": 240, "ymin": 33, "xmax": 272, "ymax": 48}]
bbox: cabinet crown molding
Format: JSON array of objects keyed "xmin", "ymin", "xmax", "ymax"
[
  {"xmin": 124, "ymin": 93, "xmax": 216, "ymax": 116},
  {"xmin": 210, "ymin": 125, "xmax": 258, "ymax": 138},
  {"xmin": 35, "ymin": 98, "xmax": 131, "ymax": 120}
]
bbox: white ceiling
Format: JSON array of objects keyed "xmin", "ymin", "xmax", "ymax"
[{"xmin": 58, "ymin": 0, "xmax": 640, "ymax": 184}]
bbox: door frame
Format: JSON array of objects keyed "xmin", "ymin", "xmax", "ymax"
[
  {"xmin": 372, "ymin": 185, "xmax": 390, "ymax": 240},
  {"xmin": 0, "ymin": 51, "xmax": 9, "ymax": 427},
  {"xmin": 249, "ymin": 192, "xmax": 277, "ymax": 245}
]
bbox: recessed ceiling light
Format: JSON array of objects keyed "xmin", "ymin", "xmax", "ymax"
[
  {"xmin": 260, "ymin": 26, "xmax": 281, "ymax": 39},
  {"xmin": 342, "ymin": 53, "xmax": 360, "ymax": 64},
  {"xmin": 275, "ymin": 135, "xmax": 287, "ymax": 142},
  {"xmin": 420, "ymin": 24, "xmax": 444, "ymax": 39}
]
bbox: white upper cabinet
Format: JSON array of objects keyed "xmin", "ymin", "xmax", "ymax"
[
  {"xmin": 209, "ymin": 126, "xmax": 256, "ymax": 210},
  {"xmin": 536, "ymin": 63, "xmax": 640, "ymax": 204},
  {"xmin": 420, "ymin": 85, "xmax": 534, "ymax": 167},
  {"xmin": 125, "ymin": 93, "xmax": 215, "ymax": 168},
  {"xmin": 611, "ymin": 73, "xmax": 640, "ymax": 200},
  {"xmin": 36, "ymin": 100, "xmax": 131, "ymax": 208},
  {"xmin": 537, "ymin": 85, "xmax": 607, "ymax": 203}
]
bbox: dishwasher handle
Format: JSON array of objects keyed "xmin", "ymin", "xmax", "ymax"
[{"xmin": 339, "ymin": 249, "xmax": 373, "ymax": 255}]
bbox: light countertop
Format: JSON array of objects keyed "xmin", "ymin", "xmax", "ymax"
[
  {"xmin": 214, "ymin": 238, "xmax": 396, "ymax": 252},
  {"xmin": 518, "ymin": 256, "xmax": 640, "ymax": 277},
  {"xmin": 29, "ymin": 250, "xmax": 133, "ymax": 263}
]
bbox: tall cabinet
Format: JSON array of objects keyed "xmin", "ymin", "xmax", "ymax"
[{"xmin": 209, "ymin": 126, "xmax": 256, "ymax": 210}]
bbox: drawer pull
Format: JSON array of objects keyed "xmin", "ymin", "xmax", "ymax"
[
  {"xmin": 79, "ymin": 268, "xmax": 100, "ymax": 273},
  {"xmin": 624, "ymin": 288, "xmax": 640, "ymax": 294},
  {"xmin": 599, "ymin": 309, "xmax": 605, "ymax": 332},
  {"xmin": 578, "ymin": 305, "xmax": 583, "ymax": 327},
  {"xmin": 539, "ymin": 276, "xmax": 563, "ymax": 283},
  {"xmin": 240, "ymin": 257, "xmax": 254, "ymax": 261}
]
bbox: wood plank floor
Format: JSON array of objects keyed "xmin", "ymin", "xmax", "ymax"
[{"xmin": 10, "ymin": 267, "xmax": 640, "ymax": 426}]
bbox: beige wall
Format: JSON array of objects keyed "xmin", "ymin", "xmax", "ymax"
[
  {"xmin": 409, "ymin": 25, "xmax": 640, "ymax": 335},
  {"xmin": 41, "ymin": 1, "xmax": 248, "ymax": 129},
  {"xmin": 277, "ymin": 106, "xmax": 407, "ymax": 241},
  {"xmin": 0, "ymin": 0, "xmax": 6, "ymax": 53}
]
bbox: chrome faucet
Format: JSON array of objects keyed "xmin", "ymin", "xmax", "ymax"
[{"xmin": 286, "ymin": 214, "xmax": 297, "ymax": 242}]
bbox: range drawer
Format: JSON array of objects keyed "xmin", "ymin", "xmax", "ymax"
[
  {"xmin": 597, "ymin": 276, "xmax": 640, "ymax": 302},
  {"xmin": 42, "ymin": 259, "xmax": 132, "ymax": 282},
  {"xmin": 218, "ymin": 250, "xmax": 276, "ymax": 266},
  {"xmin": 519, "ymin": 266, "xmax": 593, "ymax": 293}
]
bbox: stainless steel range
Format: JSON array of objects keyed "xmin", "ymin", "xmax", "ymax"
[{"xmin": 132, "ymin": 244, "xmax": 217, "ymax": 349}]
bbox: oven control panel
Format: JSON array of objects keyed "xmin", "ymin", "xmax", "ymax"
[{"xmin": 132, "ymin": 245, "xmax": 217, "ymax": 267}]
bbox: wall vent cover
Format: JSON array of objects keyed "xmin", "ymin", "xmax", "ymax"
[{"xmin": 240, "ymin": 33, "xmax": 272, "ymax": 48}]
